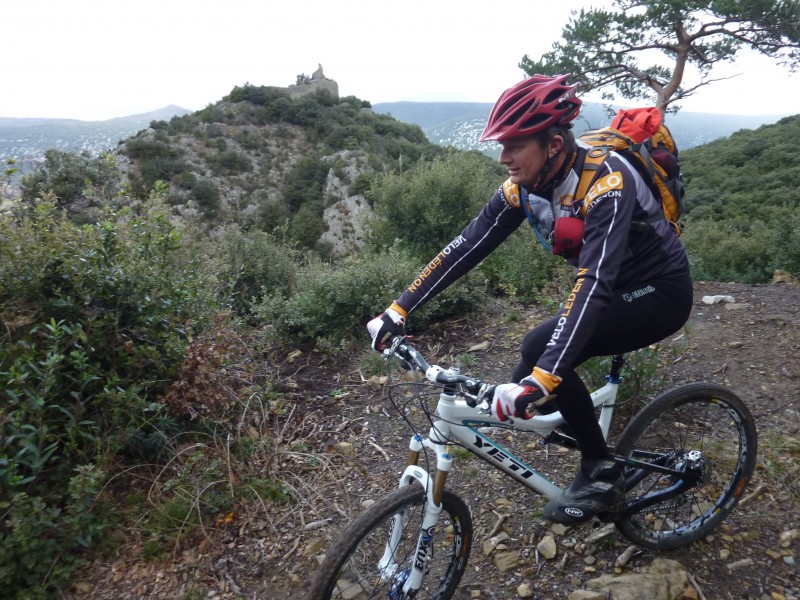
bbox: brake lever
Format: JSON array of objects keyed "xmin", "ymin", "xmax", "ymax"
[
  {"xmin": 472, "ymin": 382, "xmax": 495, "ymax": 411},
  {"xmin": 382, "ymin": 336, "xmax": 418, "ymax": 372},
  {"xmin": 382, "ymin": 335, "xmax": 411, "ymax": 358}
]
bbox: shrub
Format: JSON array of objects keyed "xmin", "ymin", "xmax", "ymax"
[
  {"xmin": 173, "ymin": 171, "xmax": 197, "ymax": 190},
  {"xmin": 217, "ymin": 228, "xmax": 297, "ymax": 317},
  {"xmin": 191, "ymin": 180, "xmax": 221, "ymax": 217},
  {"xmin": 350, "ymin": 172, "xmax": 373, "ymax": 196},
  {"xmin": 21, "ymin": 150, "xmax": 121, "ymax": 212},
  {"xmin": 209, "ymin": 149, "xmax": 251, "ymax": 175},
  {"xmin": 682, "ymin": 216, "xmax": 777, "ymax": 282},
  {"xmin": 479, "ymin": 228, "xmax": 572, "ymax": 303},
  {"xmin": 0, "ymin": 466, "xmax": 106, "ymax": 599},
  {"xmin": 254, "ymin": 199, "xmax": 289, "ymax": 232},
  {"xmin": 122, "ymin": 138, "xmax": 187, "ymax": 196},
  {"xmin": 0, "ymin": 198, "xmax": 219, "ymax": 489},
  {"xmin": 289, "ymin": 204, "xmax": 326, "ymax": 249},
  {"xmin": 283, "ymin": 155, "xmax": 329, "ymax": 212},
  {"xmin": 0, "ymin": 196, "xmax": 223, "ymax": 596},
  {"xmin": 255, "ymin": 247, "xmax": 486, "ymax": 351},
  {"xmin": 365, "ymin": 151, "xmax": 502, "ymax": 263},
  {"xmin": 0, "ymin": 319, "xmax": 101, "ymax": 492}
]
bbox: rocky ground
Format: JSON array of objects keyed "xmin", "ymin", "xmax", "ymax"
[{"xmin": 68, "ymin": 281, "xmax": 799, "ymax": 600}]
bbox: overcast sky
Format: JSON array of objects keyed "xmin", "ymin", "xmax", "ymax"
[{"xmin": 5, "ymin": 0, "xmax": 799, "ymax": 121}]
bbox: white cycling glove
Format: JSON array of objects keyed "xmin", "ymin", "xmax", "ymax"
[
  {"xmin": 491, "ymin": 375, "xmax": 556, "ymax": 421},
  {"xmin": 367, "ymin": 307, "xmax": 406, "ymax": 351}
]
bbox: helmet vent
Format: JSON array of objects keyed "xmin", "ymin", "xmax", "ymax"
[{"xmin": 544, "ymin": 90, "xmax": 566, "ymax": 104}]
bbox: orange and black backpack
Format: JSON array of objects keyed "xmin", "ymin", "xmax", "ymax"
[{"xmin": 575, "ymin": 107, "xmax": 685, "ymax": 235}]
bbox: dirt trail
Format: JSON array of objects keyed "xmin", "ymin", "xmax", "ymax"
[{"xmin": 68, "ymin": 281, "xmax": 800, "ymax": 600}]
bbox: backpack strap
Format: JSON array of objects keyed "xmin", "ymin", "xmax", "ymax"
[
  {"xmin": 575, "ymin": 146, "xmax": 609, "ymax": 204},
  {"xmin": 577, "ymin": 144, "xmax": 666, "ymax": 229}
]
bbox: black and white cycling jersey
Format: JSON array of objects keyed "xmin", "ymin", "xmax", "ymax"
[{"xmin": 392, "ymin": 144, "xmax": 690, "ymax": 383}]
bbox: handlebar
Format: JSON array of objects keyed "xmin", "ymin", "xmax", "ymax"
[{"xmin": 383, "ymin": 336, "xmax": 495, "ymax": 406}]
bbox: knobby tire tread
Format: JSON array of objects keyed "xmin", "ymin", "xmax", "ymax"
[{"xmin": 614, "ymin": 383, "xmax": 757, "ymax": 550}]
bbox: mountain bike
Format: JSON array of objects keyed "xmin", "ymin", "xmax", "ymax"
[{"xmin": 309, "ymin": 337, "xmax": 757, "ymax": 600}]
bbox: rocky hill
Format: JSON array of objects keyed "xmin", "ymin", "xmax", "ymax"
[
  {"xmin": 8, "ymin": 75, "xmax": 799, "ymax": 269},
  {"xmin": 107, "ymin": 84, "xmax": 447, "ymax": 257}
]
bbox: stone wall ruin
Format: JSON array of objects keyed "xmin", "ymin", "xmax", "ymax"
[{"xmin": 286, "ymin": 64, "xmax": 339, "ymax": 99}]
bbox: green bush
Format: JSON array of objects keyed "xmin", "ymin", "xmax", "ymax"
[
  {"xmin": 289, "ymin": 204, "xmax": 326, "ymax": 249},
  {"xmin": 254, "ymin": 199, "xmax": 289, "ymax": 232},
  {"xmin": 209, "ymin": 149, "xmax": 251, "ymax": 175},
  {"xmin": 770, "ymin": 210, "xmax": 800, "ymax": 277},
  {"xmin": 682, "ymin": 215, "xmax": 788, "ymax": 282},
  {"xmin": 21, "ymin": 150, "xmax": 121, "ymax": 212},
  {"xmin": 0, "ymin": 196, "xmax": 223, "ymax": 596},
  {"xmin": 479, "ymin": 228, "xmax": 572, "ymax": 303},
  {"xmin": 365, "ymin": 151, "xmax": 503, "ymax": 263},
  {"xmin": 255, "ymin": 247, "xmax": 486, "ymax": 351},
  {"xmin": 228, "ymin": 83, "xmax": 291, "ymax": 107},
  {"xmin": 0, "ymin": 465, "xmax": 106, "ymax": 599},
  {"xmin": 680, "ymin": 115, "xmax": 800, "ymax": 282},
  {"xmin": 122, "ymin": 137, "xmax": 187, "ymax": 196},
  {"xmin": 191, "ymin": 180, "xmax": 221, "ymax": 217},
  {"xmin": 0, "ymin": 198, "xmax": 219, "ymax": 489},
  {"xmin": 351, "ymin": 172, "xmax": 373, "ymax": 196},
  {"xmin": 283, "ymin": 155, "xmax": 329, "ymax": 212},
  {"xmin": 217, "ymin": 227, "xmax": 297, "ymax": 317},
  {"xmin": 173, "ymin": 171, "xmax": 197, "ymax": 190},
  {"xmin": 0, "ymin": 319, "xmax": 101, "ymax": 492}
]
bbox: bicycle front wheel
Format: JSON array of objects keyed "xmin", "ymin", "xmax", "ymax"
[
  {"xmin": 309, "ymin": 483, "xmax": 472, "ymax": 600},
  {"xmin": 614, "ymin": 383, "xmax": 757, "ymax": 550}
]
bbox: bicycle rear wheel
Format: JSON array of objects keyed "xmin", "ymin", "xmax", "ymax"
[
  {"xmin": 614, "ymin": 383, "xmax": 757, "ymax": 550},
  {"xmin": 309, "ymin": 483, "xmax": 472, "ymax": 600}
]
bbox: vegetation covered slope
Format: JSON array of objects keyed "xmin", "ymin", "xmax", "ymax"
[
  {"xmin": 20, "ymin": 85, "xmax": 452, "ymax": 257},
  {"xmin": 2, "ymin": 83, "xmax": 800, "ymax": 599},
  {"xmin": 680, "ymin": 114, "xmax": 800, "ymax": 281},
  {"xmin": 120, "ymin": 86, "xmax": 449, "ymax": 256}
]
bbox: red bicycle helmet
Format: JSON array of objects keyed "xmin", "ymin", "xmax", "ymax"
[{"xmin": 479, "ymin": 74, "xmax": 581, "ymax": 142}]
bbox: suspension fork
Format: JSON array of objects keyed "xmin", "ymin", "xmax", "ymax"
[
  {"xmin": 380, "ymin": 433, "xmax": 454, "ymax": 594},
  {"xmin": 405, "ymin": 441, "xmax": 453, "ymax": 594}
]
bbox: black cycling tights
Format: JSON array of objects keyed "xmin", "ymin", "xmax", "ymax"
[{"xmin": 512, "ymin": 274, "xmax": 693, "ymax": 464}]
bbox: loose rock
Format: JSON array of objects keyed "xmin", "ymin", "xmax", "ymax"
[
  {"xmin": 494, "ymin": 550, "xmax": 520, "ymax": 572},
  {"xmin": 537, "ymin": 534, "xmax": 557, "ymax": 560},
  {"xmin": 586, "ymin": 558, "xmax": 688, "ymax": 600},
  {"xmin": 517, "ymin": 582, "xmax": 533, "ymax": 598}
]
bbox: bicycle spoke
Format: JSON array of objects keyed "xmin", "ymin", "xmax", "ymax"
[
  {"xmin": 615, "ymin": 384, "xmax": 756, "ymax": 549},
  {"xmin": 311, "ymin": 485, "xmax": 472, "ymax": 600}
]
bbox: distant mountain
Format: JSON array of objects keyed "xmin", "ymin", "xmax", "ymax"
[
  {"xmin": 0, "ymin": 105, "xmax": 192, "ymax": 171},
  {"xmin": 372, "ymin": 101, "xmax": 790, "ymax": 156}
]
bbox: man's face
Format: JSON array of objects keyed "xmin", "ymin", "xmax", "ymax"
[{"xmin": 498, "ymin": 135, "xmax": 551, "ymax": 187}]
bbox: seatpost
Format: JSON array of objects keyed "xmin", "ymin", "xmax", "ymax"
[{"xmin": 608, "ymin": 354, "xmax": 625, "ymax": 384}]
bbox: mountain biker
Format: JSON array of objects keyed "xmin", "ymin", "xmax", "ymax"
[{"xmin": 367, "ymin": 74, "xmax": 693, "ymax": 524}]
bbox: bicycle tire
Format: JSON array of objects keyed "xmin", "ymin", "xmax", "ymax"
[
  {"xmin": 614, "ymin": 383, "xmax": 757, "ymax": 550},
  {"xmin": 309, "ymin": 483, "xmax": 472, "ymax": 600}
]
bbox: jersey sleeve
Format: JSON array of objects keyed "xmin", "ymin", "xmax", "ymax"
[{"xmin": 394, "ymin": 184, "xmax": 525, "ymax": 315}]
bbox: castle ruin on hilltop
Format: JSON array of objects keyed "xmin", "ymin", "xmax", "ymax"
[{"xmin": 286, "ymin": 64, "xmax": 339, "ymax": 99}]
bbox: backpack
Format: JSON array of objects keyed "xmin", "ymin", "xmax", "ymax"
[{"xmin": 575, "ymin": 107, "xmax": 685, "ymax": 235}]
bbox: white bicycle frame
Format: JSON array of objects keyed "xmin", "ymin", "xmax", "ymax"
[{"xmin": 380, "ymin": 360, "xmax": 621, "ymax": 594}]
